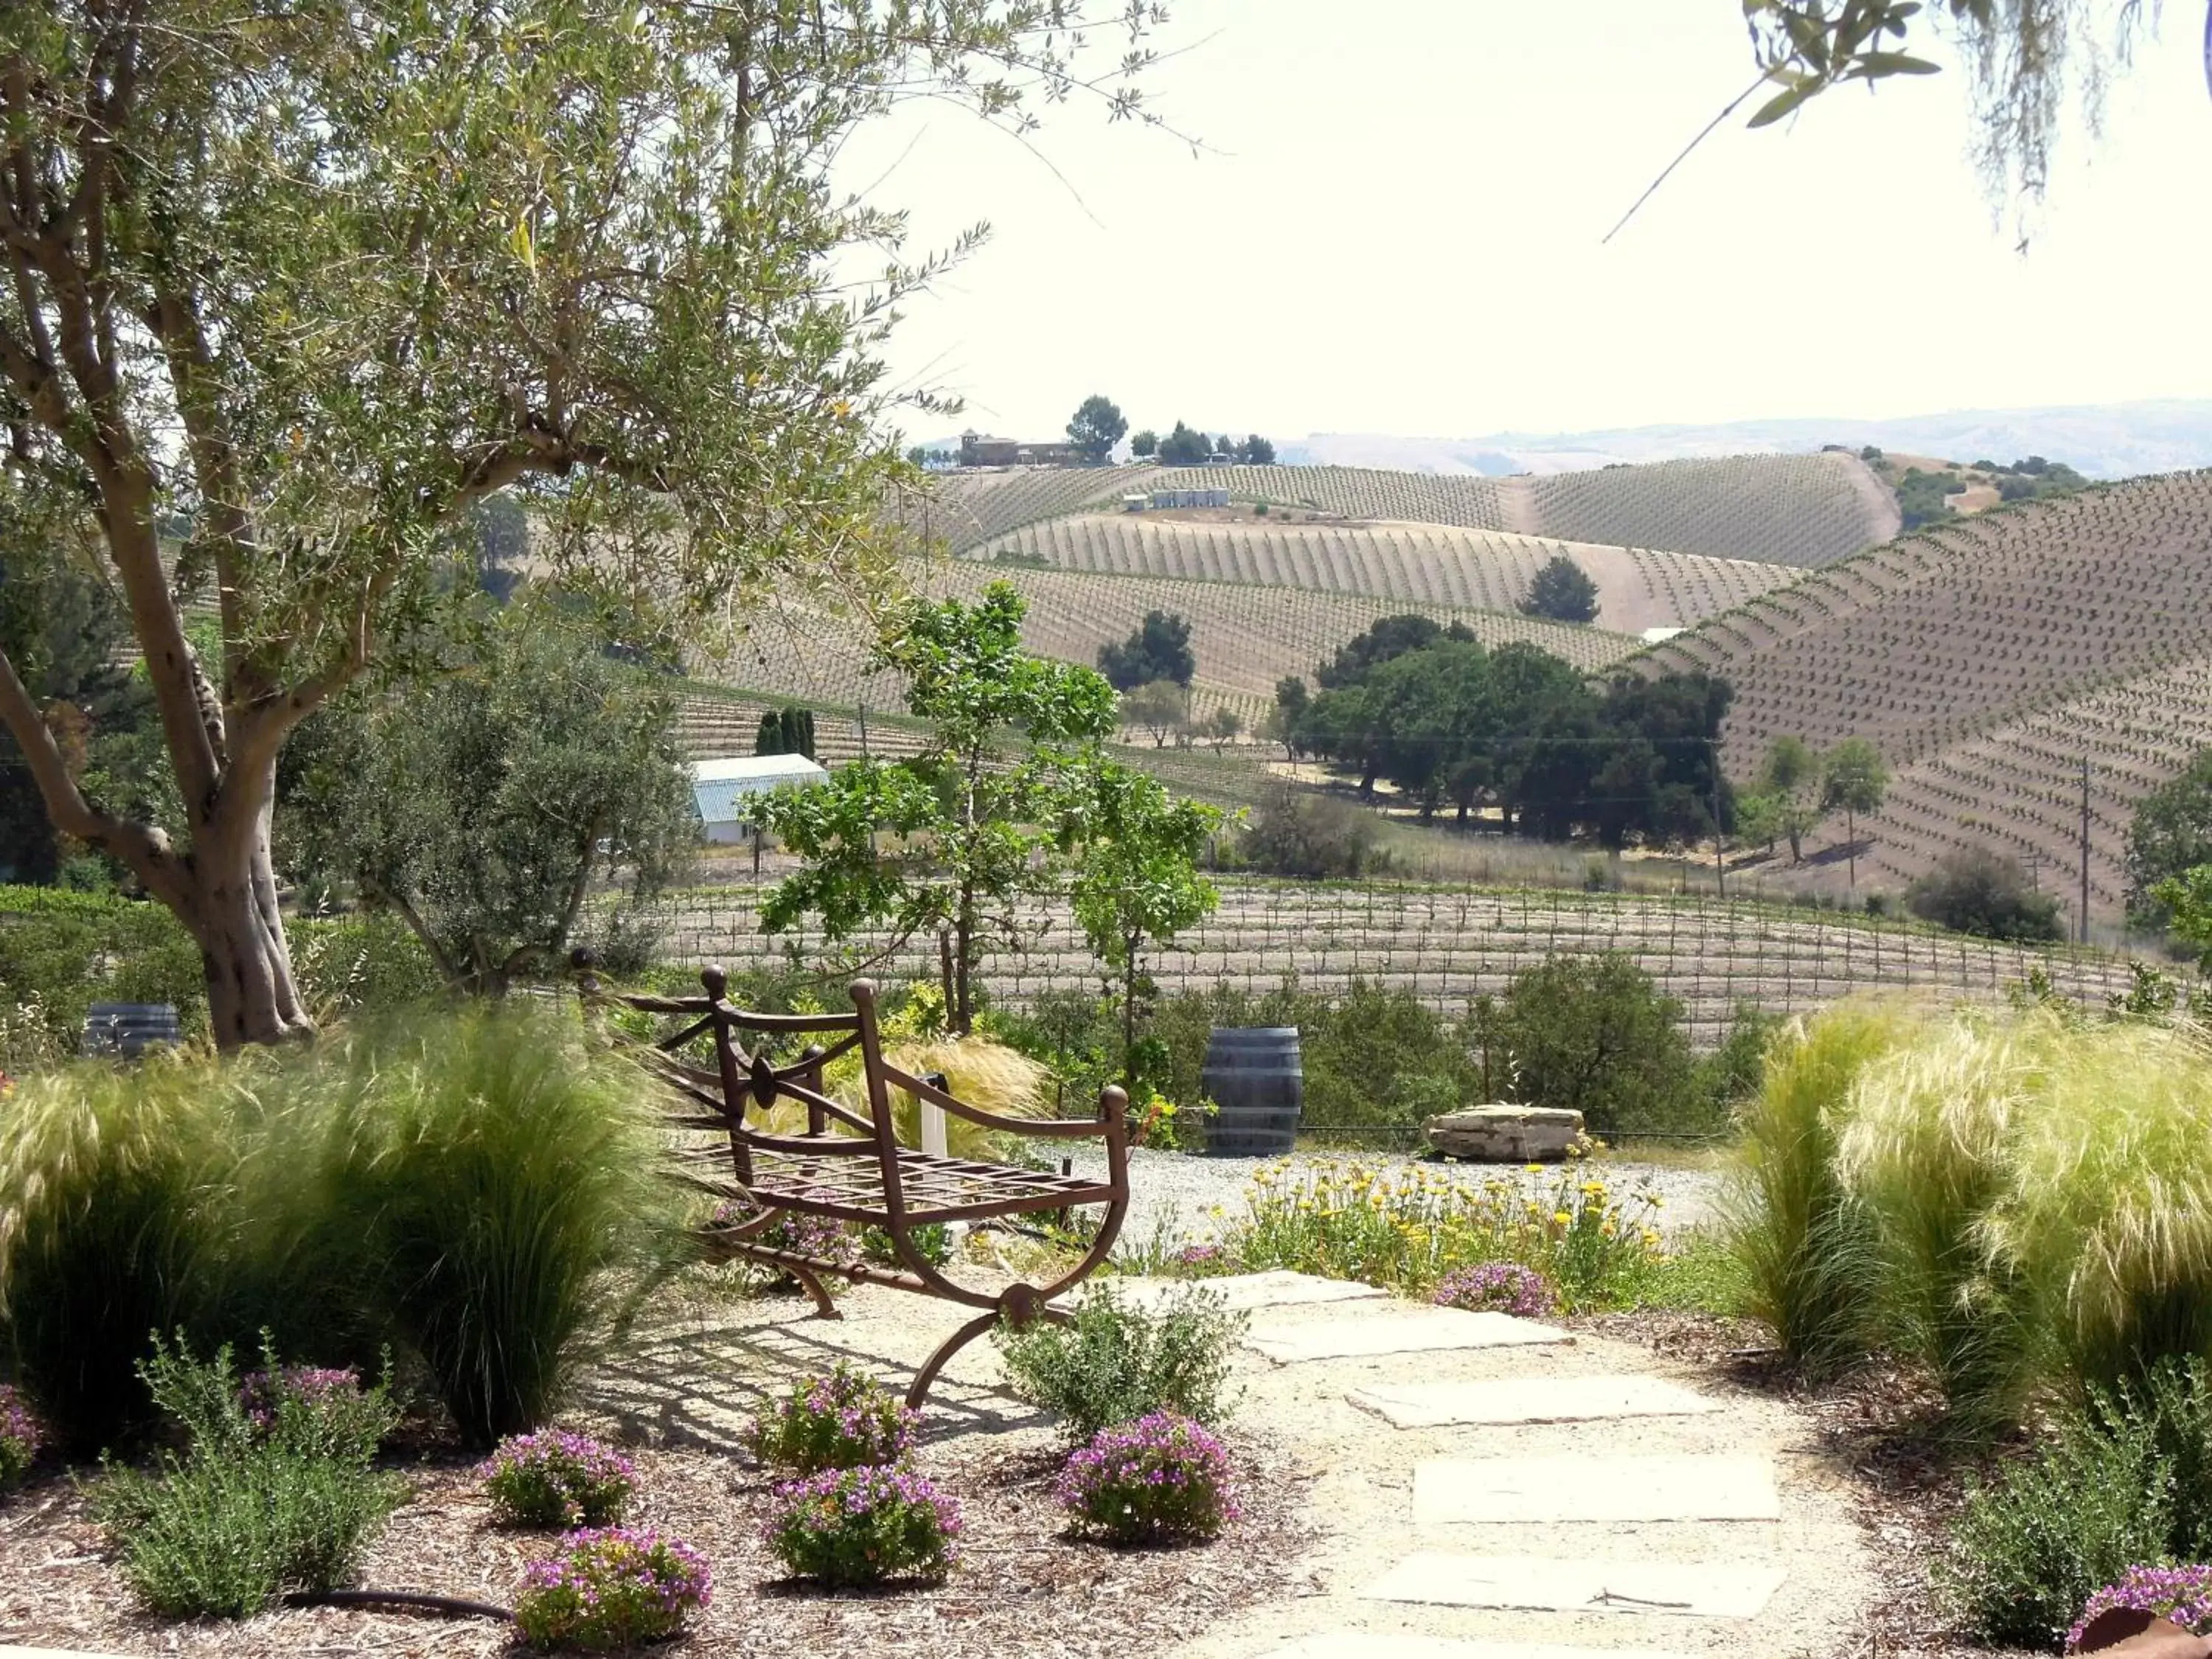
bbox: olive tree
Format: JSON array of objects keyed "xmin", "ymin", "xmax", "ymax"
[{"xmin": 0, "ymin": 1, "xmax": 1167, "ymax": 1046}]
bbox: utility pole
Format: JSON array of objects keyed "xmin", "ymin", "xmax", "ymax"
[
  {"xmin": 2080, "ymin": 754, "xmax": 2092, "ymax": 945},
  {"xmin": 857, "ymin": 700, "xmax": 869, "ymax": 759}
]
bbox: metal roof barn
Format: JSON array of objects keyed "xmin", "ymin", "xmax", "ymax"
[{"xmin": 690, "ymin": 754, "xmax": 829, "ymax": 843}]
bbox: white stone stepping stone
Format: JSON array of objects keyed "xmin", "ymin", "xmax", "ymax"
[
  {"xmin": 1246, "ymin": 1307, "xmax": 1567, "ymax": 1363},
  {"xmin": 1362, "ymin": 1552, "xmax": 1787, "ymax": 1619},
  {"xmin": 1092, "ymin": 1270, "xmax": 1388, "ymax": 1314},
  {"xmin": 1352, "ymin": 1374, "xmax": 1722, "ymax": 1428},
  {"xmin": 1413, "ymin": 1454, "xmax": 1779, "ymax": 1524},
  {"xmin": 1263, "ymin": 1637, "xmax": 1697, "ymax": 1659}
]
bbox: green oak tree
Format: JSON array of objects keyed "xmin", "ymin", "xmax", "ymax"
[
  {"xmin": 0, "ymin": 1, "xmax": 1166, "ymax": 1046},
  {"xmin": 1820, "ymin": 736, "xmax": 1890, "ymax": 888},
  {"xmin": 1130, "ymin": 430, "xmax": 1160, "ymax": 459},
  {"xmin": 2126, "ymin": 751, "xmax": 2212, "ymax": 927},
  {"xmin": 750, "ymin": 582, "xmax": 1119, "ymax": 1034},
  {"xmin": 1518, "ymin": 554, "xmax": 1601, "ymax": 625},
  {"xmin": 1096, "ymin": 609, "xmax": 1195, "ymax": 690}
]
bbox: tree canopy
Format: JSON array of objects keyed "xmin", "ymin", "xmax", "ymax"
[
  {"xmin": 1519, "ymin": 554, "xmax": 1601, "ymax": 625},
  {"xmin": 1157, "ymin": 422, "xmax": 1211, "ymax": 466},
  {"xmin": 1096, "ymin": 609, "xmax": 1196, "ymax": 690},
  {"xmin": 0, "ymin": 0, "xmax": 1168, "ymax": 1046},
  {"xmin": 1286, "ymin": 616, "xmax": 1733, "ymax": 845},
  {"xmin": 1066, "ymin": 394, "xmax": 1129, "ymax": 463},
  {"xmin": 2126, "ymin": 751, "xmax": 2212, "ymax": 927}
]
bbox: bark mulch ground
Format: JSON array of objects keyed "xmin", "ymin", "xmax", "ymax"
[{"xmin": 0, "ymin": 1425, "xmax": 1308, "ymax": 1658}]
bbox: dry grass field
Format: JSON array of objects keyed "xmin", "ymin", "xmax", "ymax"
[
  {"xmin": 690, "ymin": 556, "xmax": 1641, "ymax": 732},
  {"xmin": 1636, "ymin": 470, "xmax": 2212, "ymax": 921},
  {"xmin": 968, "ymin": 512, "xmax": 1801, "ymax": 633}
]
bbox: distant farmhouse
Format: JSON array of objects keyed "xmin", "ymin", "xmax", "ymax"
[
  {"xmin": 690, "ymin": 754, "xmax": 827, "ymax": 844},
  {"xmin": 958, "ymin": 430, "xmax": 1085, "ymax": 468}
]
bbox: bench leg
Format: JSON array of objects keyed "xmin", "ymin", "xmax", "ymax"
[
  {"xmin": 787, "ymin": 1259, "xmax": 844, "ymax": 1322},
  {"xmin": 905, "ymin": 1309, "xmax": 1000, "ymax": 1411}
]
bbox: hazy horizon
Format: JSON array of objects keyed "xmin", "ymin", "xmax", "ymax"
[{"xmin": 835, "ymin": 3, "xmax": 2212, "ymax": 449}]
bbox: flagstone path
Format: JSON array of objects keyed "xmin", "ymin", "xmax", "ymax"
[{"xmin": 579, "ymin": 1267, "xmax": 1877, "ymax": 1659}]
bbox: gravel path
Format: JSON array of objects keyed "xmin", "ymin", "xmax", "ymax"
[{"xmin": 1066, "ymin": 1146, "xmax": 1728, "ymax": 1253}]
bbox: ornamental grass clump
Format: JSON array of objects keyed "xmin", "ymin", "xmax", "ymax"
[
  {"xmin": 1227, "ymin": 1156, "xmax": 1658, "ymax": 1310},
  {"xmin": 763, "ymin": 1464, "xmax": 961, "ymax": 1587},
  {"xmin": 1056, "ymin": 1411, "xmax": 1238, "ymax": 1545},
  {"xmin": 482, "ymin": 1430, "xmax": 637, "ymax": 1528},
  {"xmin": 1, "ymin": 1384, "xmax": 44, "ymax": 1489},
  {"xmin": 1433, "ymin": 1261, "xmax": 1554, "ymax": 1318},
  {"xmin": 1721, "ymin": 999, "xmax": 1914, "ymax": 1378},
  {"xmin": 995, "ymin": 1283, "xmax": 1242, "ymax": 1441},
  {"xmin": 743, "ymin": 1364, "xmax": 919, "ymax": 1475},
  {"xmin": 2069, "ymin": 1565, "xmax": 2212, "ymax": 1652},
  {"xmin": 514, "ymin": 1526, "xmax": 712, "ymax": 1650}
]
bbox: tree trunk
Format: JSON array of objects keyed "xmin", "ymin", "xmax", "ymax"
[
  {"xmin": 1121, "ymin": 945, "xmax": 1140, "ymax": 1092},
  {"xmin": 189, "ymin": 757, "xmax": 313, "ymax": 1048}
]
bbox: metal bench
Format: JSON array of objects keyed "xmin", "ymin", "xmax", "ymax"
[{"xmin": 595, "ymin": 964, "xmax": 1130, "ymax": 1408}]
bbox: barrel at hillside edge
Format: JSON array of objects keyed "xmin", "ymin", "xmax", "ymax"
[
  {"xmin": 1200, "ymin": 1026, "xmax": 1302, "ymax": 1157},
  {"xmin": 83, "ymin": 1001, "xmax": 181, "ymax": 1059}
]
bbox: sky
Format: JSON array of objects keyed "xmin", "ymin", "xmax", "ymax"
[{"xmin": 832, "ymin": 1, "xmax": 2212, "ymax": 448}]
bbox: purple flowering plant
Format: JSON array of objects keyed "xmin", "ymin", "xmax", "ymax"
[
  {"xmin": 1055, "ymin": 1411, "xmax": 1239, "ymax": 1545},
  {"xmin": 222, "ymin": 1346, "xmax": 394, "ymax": 1463},
  {"xmin": 481, "ymin": 1430, "xmax": 637, "ymax": 1528},
  {"xmin": 1, "ymin": 1383, "xmax": 44, "ymax": 1489},
  {"xmin": 1432, "ymin": 1260, "xmax": 1554, "ymax": 1318},
  {"xmin": 513, "ymin": 1526, "xmax": 712, "ymax": 1650},
  {"xmin": 763, "ymin": 1463, "xmax": 961, "ymax": 1587},
  {"xmin": 2068, "ymin": 1565, "xmax": 2212, "ymax": 1652},
  {"xmin": 1170, "ymin": 1243, "xmax": 1237, "ymax": 1279},
  {"xmin": 743, "ymin": 1363, "xmax": 919, "ymax": 1475}
]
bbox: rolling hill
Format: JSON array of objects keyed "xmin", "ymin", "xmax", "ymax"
[
  {"xmin": 911, "ymin": 450, "xmax": 1899, "ymax": 567},
  {"xmin": 693, "ymin": 557, "xmax": 1641, "ymax": 734},
  {"xmin": 967, "ymin": 513, "xmax": 1800, "ymax": 634},
  {"xmin": 1632, "ymin": 471, "xmax": 2212, "ymax": 922}
]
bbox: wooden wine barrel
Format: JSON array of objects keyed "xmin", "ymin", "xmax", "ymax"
[{"xmin": 1200, "ymin": 1026, "xmax": 1303, "ymax": 1158}]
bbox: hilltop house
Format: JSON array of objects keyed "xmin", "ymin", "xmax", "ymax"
[
  {"xmin": 690, "ymin": 754, "xmax": 828, "ymax": 844},
  {"xmin": 958, "ymin": 430, "xmax": 1085, "ymax": 468}
]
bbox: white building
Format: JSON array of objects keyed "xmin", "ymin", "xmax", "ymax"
[{"xmin": 691, "ymin": 754, "xmax": 829, "ymax": 844}]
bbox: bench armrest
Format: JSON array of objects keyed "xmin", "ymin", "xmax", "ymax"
[{"xmin": 880, "ymin": 1063, "xmax": 1128, "ymax": 1141}]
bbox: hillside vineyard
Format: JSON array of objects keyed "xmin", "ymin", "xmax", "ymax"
[
  {"xmin": 1638, "ymin": 471, "xmax": 2212, "ymax": 919},
  {"xmin": 968, "ymin": 514, "xmax": 1800, "ymax": 633}
]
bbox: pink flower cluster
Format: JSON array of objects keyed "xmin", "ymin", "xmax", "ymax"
[
  {"xmin": 481, "ymin": 1430, "xmax": 638, "ymax": 1529},
  {"xmin": 1433, "ymin": 1260, "xmax": 1554, "ymax": 1318},
  {"xmin": 762, "ymin": 1463, "xmax": 962, "ymax": 1586},
  {"xmin": 514, "ymin": 1526, "xmax": 712, "ymax": 1650},
  {"xmin": 237, "ymin": 1364, "xmax": 364, "ymax": 1430},
  {"xmin": 743, "ymin": 1363, "xmax": 919, "ymax": 1475},
  {"xmin": 2069, "ymin": 1565, "xmax": 2212, "ymax": 1652},
  {"xmin": 1054, "ymin": 1411, "xmax": 1239, "ymax": 1545},
  {"xmin": 0, "ymin": 1383, "xmax": 44, "ymax": 1488},
  {"xmin": 1174, "ymin": 1243, "xmax": 1234, "ymax": 1276},
  {"xmin": 711, "ymin": 1195, "xmax": 852, "ymax": 1262}
]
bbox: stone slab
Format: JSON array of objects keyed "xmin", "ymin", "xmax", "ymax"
[
  {"xmin": 1265, "ymin": 1638, "xmax": 1697, "ymax": 1659},
  {"xmin": 1426, "ymin": 1103, "xmax": 1586, "ymax": 1161},
  {"xmin": 1360, "ymin": 1553, "xmax": 1787, "ymax": 1619},
  {"xmin": 1245, "ymin": 1308, "xmax": 1568, "ymax": 1364},
  {"xmin": 1094, "ymin": 1270, "xmax": 1389, "ymax": 1314},
  {"xmin": 1351, "ymin": 1374, "xmax": 1722, "ymax": 1429},
  {"xmin": 1413, "ymin": 1455, "xmax": 1780, "ymax": 1524}
]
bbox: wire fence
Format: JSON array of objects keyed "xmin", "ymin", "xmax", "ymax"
[{"xmin": 641, "ymin": 877, "xmax": 2143, "ymax": 1051}]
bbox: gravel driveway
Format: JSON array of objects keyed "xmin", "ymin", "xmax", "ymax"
[{"xmin": 1065, "ymin": 1145, "xmax": 1729, "ymax": 1253}]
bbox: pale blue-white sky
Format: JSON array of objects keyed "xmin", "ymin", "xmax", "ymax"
[{"xmin": 834, "ymin": 1, "xmax": 2212, "ymax": 447}]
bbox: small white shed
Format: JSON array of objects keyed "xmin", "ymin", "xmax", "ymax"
[{"xmin": 691, "ymin": 754, "xmax": 829, "ymax": 844}]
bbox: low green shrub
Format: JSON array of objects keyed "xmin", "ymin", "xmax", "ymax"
[
  {"xmin": 0, "ymin": 887, "xmax": 207, "ymax": 1059},
  {"xmin": 91, "ymin": 1337, "xmax": 403, "ymax": 1619},
  {"xmin": 1488, "ymin": 953, "xmax": 1704, "ymax": 1135},
  {"xmin": 515, "ymin": 1526, "xmax": 713, "ymax": 1649},
  {"xmin": 1055, "ymin": 1411, "xmax": 1238, "ymax": 1544},
  {"xmin": 1944, "ymin": 1360, "xmax": 2212, "ymax": 1649},
  {"xmin": 742, "ymin": 1364, "xmax": 919, "ymax": 1475},
  {"xmin": 1908, "ymin": 847, "xmax": 2065, "ymax": 942},
  {"xmin": 995, "ymin": 1284, "xmax": 1243, "ymax": 1441},
  {"xmin": 763, "ymin": 1464, "xmax": 960, "ymax": 1586},
  {"xmin": 481, "ymin": 1430, "xmax": 637, "ymax": 1528}
]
